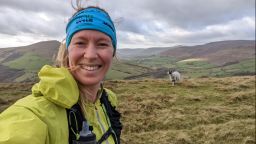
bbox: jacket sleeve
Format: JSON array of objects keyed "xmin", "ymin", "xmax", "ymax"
[{"xmin": 0, "ymin": 105, "xmax": 48, "ymax": 144}]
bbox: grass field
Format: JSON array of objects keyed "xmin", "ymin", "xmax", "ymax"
[
  {"xmin": 1, "ymin": 53, "xmax": 254, "ymax": 82},
  {"xmin": 106, "ymin": 59, "xmax": 152, "ymax": 80},
  {"xmin": 125, "ymin": 56, "xmax": 255, "ymax": 78},
  {"xmin": 128, "ymin": 56, "xmax": 177, "ymax": 68},
  {"xmin": 0, "ymin": 76, "xmax": 255, "ymax": 143},
  {"xmin": 106, "ymin": 76, "xmax": 255, "ymax": 144}
]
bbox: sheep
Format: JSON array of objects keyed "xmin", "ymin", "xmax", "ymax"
[{"xmin": 167, "ymin": 69, "xmax": 181, "ymax": 86}]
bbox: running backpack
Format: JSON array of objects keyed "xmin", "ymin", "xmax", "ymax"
[{"xmin": 67, "ymin": 89, "xmax": 122, "ymax": 144}]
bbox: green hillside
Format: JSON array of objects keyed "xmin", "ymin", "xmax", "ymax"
[
  {"xmin": 1, "ymin": 52, "xmax": 52, "ymax": 82},
  {"xmin": 1, "ymin": 53, "xmax": 255, "ymax": 81},
  {"xmin": 3, "ymin": 53, "xmax": 52, "ymax": 71},
  {"xmin": 106, "ymin": 59, "xmax": 152, "ymax": 80},
  {"xmin": 0, "ymin": 40, "xmax": 59, "ymax": 82},
  {"xmin": 177, "ymin": 58, "xmax": 255, "ymax": 78},
  {"xmin": 0, "ymin": 40, "xmax": 254, "ymax": 82},
  {"xmin": 123, "ymin": 56, "xmax": 255, "ymax": 78},
  {"xmin": 128, "ymin": 56, "xmax": 177, "ymax": 68},
  {"xmin": 222, "ymin": 59, "xmax": 255, "ymax": 75}
]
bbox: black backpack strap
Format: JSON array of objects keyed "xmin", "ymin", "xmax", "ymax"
[
  {"xmin": 100, "ymin": 89, "xmax": 122, "ymax": 144},
  {"xmin": 66, "ymin": 103, "xmax": 85, "ymax": 144},
  {"xmin": 67, "ymin": 89, "xmax": 122, "ymax": 144},
  {"xmin": 97, "ymin": 127, "xmax": 117, "ymax": 144}
]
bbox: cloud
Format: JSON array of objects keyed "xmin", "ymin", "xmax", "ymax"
[
  {"xmin": 0, "ymin": 0, "xmax": 70, "ymax": 16},
  {"xmin": 110, "ymin": 0, "xmax": 255, "ymax": 47},
  {"xmin": 0, "ymin": 8, "xmax": 65, "ymax": 37},
  {"xmin": 0, "ymin": 0, "xmax": 255, "ymax": 48}
]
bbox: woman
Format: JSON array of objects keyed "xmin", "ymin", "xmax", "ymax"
[{"xmin": 0, "ymin": 4, "xmax": 122, "ymax": 144}]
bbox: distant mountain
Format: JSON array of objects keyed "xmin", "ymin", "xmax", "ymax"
[
  {"xmin": 0, "ymin": 40, "xmax": 255, "ymax": 82},
  {"xmin": 0, "ymin": 40, "xmax": 60, "ymax": 60},
  {"xmin": 116, "ymin": 40, "xmax": 255, "ymax": 66},
  {"xmin": 116, "ymin": 46, "xmax": 180, "ymax": 59},
  {"xmin": 0, "ymin": 40, "xmax": 60, "ymax": 82},
  {"xmin": 159, "ymin": 40, "xmax": 255, "ymax": 66},
  {"xmin": 114, "ymin": 40, "xmax": 255, "ymax": 79}
]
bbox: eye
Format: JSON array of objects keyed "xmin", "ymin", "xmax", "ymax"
[
  {"xmin": 98, "ymin": 42, "xmax": 109, "ymax": 47},
  {"xmin": 97, "ymin": 39, "xmax": 112, "ymax": 48},
  {"xmin": 75, "ymin": 41, "xmax": 85, "ymax": 45}
]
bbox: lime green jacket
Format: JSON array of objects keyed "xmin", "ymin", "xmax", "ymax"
[{"xmin": 0, "ymin": 65, "xmax": 118, "ymax": 144}]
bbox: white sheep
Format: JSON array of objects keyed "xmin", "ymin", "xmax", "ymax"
[{"xmin": 167, "ymin": 69, "xmax": 181, "ymax": 86}]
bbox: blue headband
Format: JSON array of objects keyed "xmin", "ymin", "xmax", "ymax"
[{"xmin": 66, "ymin": 8, "xmax": 116, "ymax": 51}]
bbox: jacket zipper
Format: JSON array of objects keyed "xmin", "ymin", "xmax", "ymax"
[{"xmin": 95, "ymin": 106, "xmax": 109, "ymax": 144}]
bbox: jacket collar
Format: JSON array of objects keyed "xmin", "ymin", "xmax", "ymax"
[{"xmin": 32, "ymin": 65, "xmax": 79, "ymax": 108}]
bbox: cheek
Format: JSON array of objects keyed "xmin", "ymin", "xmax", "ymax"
[
  {"xmin": 68, "ymin": 50, "xmax": 81, "ymax": 66},
  {"xmin": 103, "ymin": 52, "xmax": 114, "ymax": 65}
]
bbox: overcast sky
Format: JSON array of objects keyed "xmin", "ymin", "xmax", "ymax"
[{"xmin": 0, "ymin": 0, "xmax": 255, "ymax": 48}]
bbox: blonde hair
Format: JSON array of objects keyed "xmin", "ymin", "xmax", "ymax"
[{"xmin": 54, "ymin": 41, "xmax": 69, "ymax": 68}]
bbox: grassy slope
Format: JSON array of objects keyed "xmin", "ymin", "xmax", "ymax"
[
  {"xmin": 0, "ymin": 83, "xmax": 34, "ymax": 111},
  {"xmin": 127, "ymin": 56, "xmax": 177, "ymax": 68},
  {"xmin": 2, "ymin": 53, "xmax": 52, "ymax": 71},
  {"xmin": 106, "ymin": 59, "xmax": 151, "ymax": 80},
  {"xmin": 105, "ymin": 76, "xmax": 255, "ymax": 144},
  {"xmin": 2, "ymin": 53, "xmax": 52, "ymax": 82},
  {"xmin": 222, "ymin": 59, "xmax": 256, "ymax": 74},
  {"xmin": 125, "ymin": 56, "xmax": 255, "ymax": 78},
  {"xmin": 1, "ymin": 53, "xmax": 254, "ymax": 81},
  {"xmin": 1, "ymin": 76, "xmax": 254, "ymax": 143}
]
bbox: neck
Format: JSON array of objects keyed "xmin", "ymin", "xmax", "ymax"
[{"xmin": 79, "ymin": 83, "xmax": 101, "ymax": 103}]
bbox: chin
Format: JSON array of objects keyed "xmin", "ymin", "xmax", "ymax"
[
  {"xmin": 72, "ymin": 70, "xmax": 105, "ymax": 87},
  {"xmin": 78, "ymin": 78, "xmax": 102, "ymax": 87}
]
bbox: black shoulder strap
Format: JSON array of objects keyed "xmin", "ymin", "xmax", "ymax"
[
  {"xmin": 67, "ymin": 89, "xmax": 122, "ymax": 144},
  {"xmin": 66, "ymin": 103, "xmax": 85, "ymax": 144},
  {"xmin": 97, "ymin": 127, "xmax": 115, "ymax": 144},
  {"xmin": 100, "ymin": 90, "xmax": 123, "ymax": 144}
]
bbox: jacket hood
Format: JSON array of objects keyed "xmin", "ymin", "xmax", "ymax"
[{"xmin": 32, "ymin": 65, "xmax": 79, "ymax": 109}]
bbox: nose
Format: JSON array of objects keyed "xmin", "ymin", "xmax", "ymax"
[{"xmin": 83, "ymin": 43, "xmax": 98, "ymax": 60}]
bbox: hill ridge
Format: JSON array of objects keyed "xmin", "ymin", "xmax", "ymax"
[{"xmin": 0, "ymin": 40, "xmax": 255, "ymax": 82}]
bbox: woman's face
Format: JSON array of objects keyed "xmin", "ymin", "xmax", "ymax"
[{"xmin": 68, "ymin": 30, "xmax": 114, "ymax": 87}]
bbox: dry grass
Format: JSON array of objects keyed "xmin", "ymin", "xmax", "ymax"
[
  {"xmin": 0, "ymin": 82, "xmax": 33, "ymax": 112},
  {"xmin": 0, "ymin": 76, "xmax": 255, "ymax": 143},
  {"xmin": 105, "ymin": 76, "xmax": 255, "ymax": 144}
]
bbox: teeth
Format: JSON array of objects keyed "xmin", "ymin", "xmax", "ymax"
[{"xmin": 80, "ymin": 65, "xmax": 100, "ymax": 71}]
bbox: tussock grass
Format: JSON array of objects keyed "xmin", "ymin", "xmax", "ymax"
[
  {"xmin": 0, "ymin": 76, "xmax": 255, "ymax": 143},
  {"xmin": 0, "ymin": 82, "xmax": 33, "ymax": 112},
  {"xmin": 105, "ymin": 76, "xmax": 255, "ymax": 144}
]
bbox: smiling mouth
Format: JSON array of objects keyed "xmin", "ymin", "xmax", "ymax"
[{"xmin": 78, "ymin": 64, "xmax": 102, "ymax": 71}]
